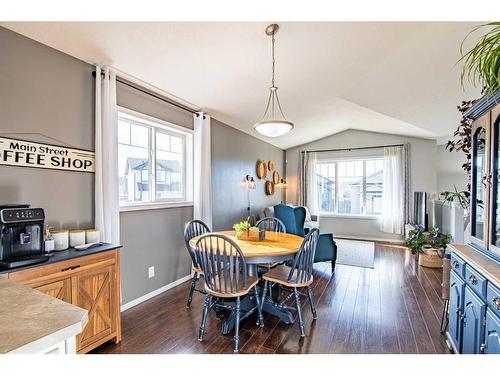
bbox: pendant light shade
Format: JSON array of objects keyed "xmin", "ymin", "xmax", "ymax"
[
  {"xmin": 254, "ymin": 24, "xmax": 294, "ymax": 138},
  {"xmin": 254, "ymin": 120, "xmax": 294, "ymax": 137}
]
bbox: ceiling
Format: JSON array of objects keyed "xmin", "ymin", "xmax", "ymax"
[{"xmin": 1, "ymin": 22, "xmax": 483, "ymax": 149}]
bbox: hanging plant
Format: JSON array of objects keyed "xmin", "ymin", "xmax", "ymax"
[
  {"xmin": 445, "ymin": 99, "xmax": 475, "ymax": 174},
  {"xmin": 442, "ymin": 100, "xmax": 476, "ymax": 211},
  {"xmin": 459, "ymin": 22, "xmax": 500, "ymax": 94}
]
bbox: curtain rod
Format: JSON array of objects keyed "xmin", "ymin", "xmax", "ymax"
[
  {"xmin": 300, "ymin": 143, "xmax": 404, "ymax": 153},
  {"xmin": 92, "ymin": 71, "xmax": 203, "ymax": 117}
]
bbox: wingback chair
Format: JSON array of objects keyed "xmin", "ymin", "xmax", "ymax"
[{"xmin": 274, "ymin": 204, "xmax": 337, "ymax": 273}]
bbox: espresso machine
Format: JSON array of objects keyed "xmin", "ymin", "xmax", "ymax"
[{"xmin": 0, "ymin": 204, "xmax": 49, "ymax": 269}]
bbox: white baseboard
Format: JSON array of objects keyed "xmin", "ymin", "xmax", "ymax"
[
  {"xmin": 120, "ymin": 274, "xmax": 192, "ymax": 312},
  {"xmin": 334, "ymin": 235, "xmax": 404, "ymax": 244}
]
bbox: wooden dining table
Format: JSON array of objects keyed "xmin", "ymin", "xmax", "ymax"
[{"xmin": 189, "ymin": 230, "xmax": 304, "ymax": 334}]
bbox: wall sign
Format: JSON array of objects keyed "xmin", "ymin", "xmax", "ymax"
[{"xmin": 0, "ymin": 137, "xmax": 95, "ymax": 173}]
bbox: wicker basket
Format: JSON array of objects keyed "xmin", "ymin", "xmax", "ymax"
[{"xmin": 418, "ymin": 248, "xmax": 443, "ymax": 268}]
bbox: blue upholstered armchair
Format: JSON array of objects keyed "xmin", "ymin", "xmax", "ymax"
[{"xmin": 274, "ymin": 204, "xmax": 337, "ymax": 273}]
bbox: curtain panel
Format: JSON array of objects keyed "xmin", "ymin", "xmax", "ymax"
[
  {"xmin": 95, "ymin": 66, "xmax": 120, "ymax": 244},
  {"xmin": 380, "ymin": 144, "xmax": 410, "ymax": 234},
  {"xmin": 193, "ymin": 112, "xmax": 212, "ymax": 228},
  {"xmin": 299, "ymin": 151, "xmax": 320, "ymax": 215}
]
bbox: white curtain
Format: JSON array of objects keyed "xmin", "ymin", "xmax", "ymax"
[
  {"xmin": 306, "ymin": 152, "xmax": 320, "ymax": 216},
  {"xmin": 95, "ymin": 66, "xmax": 120, "ymax": 244},
  {"xmin": 193, "ymin": 112, "xmax": 212, "ymax": 228},
  {"xmin": 380, "ymin": 146, "xmax": 404, "ymax": 234},
  {"xmin": 299, "ymin": 151, "xmax": 320, "ymax": 216}
]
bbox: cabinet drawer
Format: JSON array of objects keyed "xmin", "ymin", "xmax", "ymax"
[
  {"xmin": 486, "ymin": 282, "xmax": 500, "ymax": 316},
  {"xmin": 451, "ymin": 253, "xmax": 466, "ymax": 278},
  {"xmin": 465, "ymin": 265, "xmax": 488, "ymax": 299},
  {"xmin": 8, "ymin": 251, "xmax": 116, "ymax": 286}
]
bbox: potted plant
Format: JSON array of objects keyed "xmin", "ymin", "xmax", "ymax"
[
  {"xmin": 404, "ymin": 228, "xmax": 427, "ymax": 261},
  {"xmin": 417, "ymin": 228, "xmax": 452, "ymax": 268},
  {"xmin": 459, "ymin": 22, "xmax": 500, "ymax": 95},
  {"xmin": 233, "ymin": 219, "xmax": 265, "ymax": 241}
]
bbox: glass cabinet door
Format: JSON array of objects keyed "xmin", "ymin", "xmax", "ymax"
[
  {"xmin": 489, "ymin": 109, "xmax": 500, "ymax": 256},
  {"xmin": 471, "ymin": 124, "xmax": 488, "ymax": 246}
]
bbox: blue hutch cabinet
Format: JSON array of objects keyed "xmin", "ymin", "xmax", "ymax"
[{"xmin": 446, "ymin": 93, "xmax": 500, "ymax": 355}]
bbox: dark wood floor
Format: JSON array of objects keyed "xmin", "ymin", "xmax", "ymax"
[{"xmin": 94, "ymin": 243, "xmax": 450, "ymax": 354}]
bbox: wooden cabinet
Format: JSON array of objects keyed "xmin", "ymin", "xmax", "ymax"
[
  {"xmin": 34, "ymin": 278, "xmax": 72, "ymax": 303},
  {"xmin": 462, "ymin": 285, "xmax": 486, "ymax": 354},
  {"xmin": 468, "ymin": 98, "xmax": 500, "ymax": 258},
  {"xmin": 449, "ymin": 270, "xmax": 465, "ymax": 352},
  {"xmin": 6, "ymin": 249, "xmax": 121, "ymax": 353},
  {"xmin": 484, "ymin": 309, "xmax": 500, "ymax": 354}
]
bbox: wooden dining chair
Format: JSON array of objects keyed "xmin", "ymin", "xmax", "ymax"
[
  {"xmin": 195, "ymin": 233, "xmax": 264, "ymax": 352},
  {"xmin": 260, "ymin": 228, "xmax": 320, "ymax": 337},
  {"xmin": 183, "ymin": 220, "xmax": 211, "ymax": 308},
  {"xmin": 255, "ymin": 217, "xmax": 287, "ymax": 233}
]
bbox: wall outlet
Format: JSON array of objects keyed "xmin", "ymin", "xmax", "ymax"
[{"xmin": 148, "ymin": 266, "xmax": 155, "ymax": 278}]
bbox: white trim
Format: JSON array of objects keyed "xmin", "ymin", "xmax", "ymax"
[
  {"xmin": 120, "ymin": 274, "xmax": 192, "ymax": 312},
  {"xmin": 334, "ymin": 235, "xmax": 404, "ymax": 244},
  {"xmin": 320, "ymin": 213, "xmax": 381, "ymax": 220},
  {"xmin": 120, "ymin": 201, "xmax": 194, "ymax": 212}
]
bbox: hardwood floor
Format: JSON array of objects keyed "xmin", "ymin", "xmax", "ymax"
[{"xmin": 93, "ymin": 243, "xmax": 450, "ymax": 354}]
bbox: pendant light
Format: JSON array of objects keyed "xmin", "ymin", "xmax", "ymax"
[{"xmin": 253, "ymin": 24, "xmax": 294, "ymax": 138}]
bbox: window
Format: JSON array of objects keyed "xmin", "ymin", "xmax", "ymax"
[
  {"xmin": 118, "ymin": 109, "xmax": 193, "ymax": 209},
  {"xmin": 315, "ymin": 158, "xmax": 383, "ymax": 216}
]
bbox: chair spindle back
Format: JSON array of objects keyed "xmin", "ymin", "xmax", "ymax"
[
  {"xmin": 288, "ymin": 228, "xmax": 320, "ymax": 284},
  {"xmin": 195, "ymin": 234, "xmax": 248, "ymax": 294},
  {"xmin": 184, "ymin": 220, "xmax": 211, "ymax": 267},
  {"xmin": 255, "ymin": 217, "xmax": 287, "ymax": 233}
]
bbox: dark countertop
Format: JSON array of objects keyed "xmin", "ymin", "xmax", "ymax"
[{"xmin": 0, "ymin": 243, "xmax": 122, "ymax": 275}]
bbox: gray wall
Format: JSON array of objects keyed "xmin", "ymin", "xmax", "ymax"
[
  {"xmin": 211, "ymin": 119, "xmax": 285, "ymax": 230},
  {"xmin": 285, "ymin": 129, "xmax": 439, "ymax": 242},
  {"xmin": 436, "ymin": 144, "xmax": 467, "ymax": 194},
  {"xmin": 0, "ymin": 27, "xmax": 95, "ymax": 229},
  {"xmin": 119, "ymin": 206, "xmax": 193, "ymax": 303},
  {"xmin": 116, "ymin": 81, "xmax": 194, "ymax": 304}
]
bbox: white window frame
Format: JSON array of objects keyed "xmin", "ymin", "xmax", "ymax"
[
  {"xmin": 117, "ymin": 106, "xmax": 194, "ymax": 212},
  {"xmin": 316, "ymin": 156, "xmax": 383, "ymax": 219}
]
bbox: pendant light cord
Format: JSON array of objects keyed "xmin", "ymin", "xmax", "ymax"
[
  {"xmin": 258, "ymin": 24, "xmax": 290, "ymax": 123},
  {"xmin": 271, "ymin": 33, "xmax": 276, "ymax": 88}
]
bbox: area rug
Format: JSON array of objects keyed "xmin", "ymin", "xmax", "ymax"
[{"xmin": 335, "ymin": 238, "xmax": 375, "ymax": 269}]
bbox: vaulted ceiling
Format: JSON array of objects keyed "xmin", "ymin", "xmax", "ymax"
[{"xmin": 1, "ymin": 22, "xmax": 483, "ymax": 149}]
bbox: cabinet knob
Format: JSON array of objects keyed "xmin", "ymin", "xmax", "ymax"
[
  {"xmin": 480, "ymin": 343, "xmax": 487, "ymax": 353},
  {"xmin": 452, "ymin": 261, "xmax": 460, "ymax": 269},
  {"xmin": 468, "ymin": 275, "xmax": 478, "ymax": 285},
  {"xmin": 494, "ymin": 297, "xmax": 500, "ymax": 310}
]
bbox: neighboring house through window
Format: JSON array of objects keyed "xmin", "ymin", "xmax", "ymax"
[
  {"xmin": 118, "ymin": 108, "xmax": 193, "ymax": 209},
  {"xmin": 315, "ymin": 158, "xmax": 383, "ymax": 216}
]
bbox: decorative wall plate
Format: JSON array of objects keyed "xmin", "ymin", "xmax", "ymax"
[
  {"xmin": 272, "ymin": 170, "xmax": 280, "ymax": 184},
  {"xmin": 268, "ymin": 160, "xmax": 274, "ymax": 171},
  {"xmin": 265, "ymin": 180, "xmax": 275, "ymax": 195},
  {"xmin": 256, "ymin": 160, "xmax": 267, "ymax": 179}
]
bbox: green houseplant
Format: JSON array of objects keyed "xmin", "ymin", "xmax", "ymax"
[
  {"xmin": 459, "ymin": 22, "xmax": 500, "ymax": 94},
  {"xmin": 404, "ymin": 228, "xmax": 427, "ymax": 261}
]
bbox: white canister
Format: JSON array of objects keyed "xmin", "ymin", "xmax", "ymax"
[
  {"xmin": 69, "ymin": 230, "xmax": 86, "ymax": 248},
  {"xmin": 53, "ymin": 230, "xmax": 69, "ymax": 251},
  {"xmin": 44, "ymin": 239, "xmax": 55, "ymax": 253},
  {"xmin": 85, "ymin": 229, "xmax": 101, "ymax": 244}
]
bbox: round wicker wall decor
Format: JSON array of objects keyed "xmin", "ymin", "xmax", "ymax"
[
  {"xmin": 256, "ymin": 160, "xmax": 267, "ymax": 179},
  {"xmin": 265, "ymin": 180, "xmax": 275, "ymax": 195},
  {"xmin": 272, "ymin": 171, "xmax": 280, "ymax": 184}
]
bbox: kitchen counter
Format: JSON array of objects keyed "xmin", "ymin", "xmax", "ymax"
[
  {"xmin": 0, "ymin": 277, "xmax": 88, "ymax": 353},
  {"xmin": 0, "ymin": 243, "xmax": 121, "ymax": 275}
]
